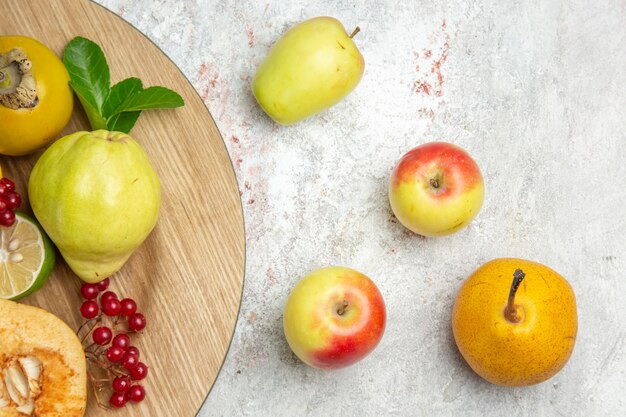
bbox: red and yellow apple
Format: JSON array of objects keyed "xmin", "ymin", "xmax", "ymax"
[
  {"xmin": 283, "ymin": 266, "xmax": 386, "ymax": 369},
  {"xmin": 389, "ymin": 142, "xmax": 484, "ymax": 237}
]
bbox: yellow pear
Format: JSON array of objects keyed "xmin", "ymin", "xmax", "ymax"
[
  {"xmin": 252, "ymin": 16, "xmax": 364, "ymax": 125},
  {"xmin": 452, "ymin": 258, "xmax": 578, "ymax": 386}
]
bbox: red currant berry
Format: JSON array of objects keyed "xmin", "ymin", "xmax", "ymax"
[
  {"xmin": 0, "ymin": 178, "xmax": 15, "ymax": 191},
  {"xmin": 126, "ymin": 385, "xmax": 145, "ymax": 403},
  {"xmin": 4, "ymin": 193, "xmax": 20, "ymax": 210},
  {"xmin": 126, "ymin": 346, "xmax": 140, "ymax": 359},
  {"xmin": 92, "ymin": 327, "xmax": 113, "ymax": 345},
  {"xmin": 102, "ymin": 298, "xmax": 122, "ymax": 316},
  {"xmin": 128, "ymin": 313, "xmax": 146, "ymax": 331},
  {"xmin": 0, "ymin": 199, "xmax": 7, "ymax": 213},
  {"xmin": 79, "ymin": 300, "xmax": 99, "ymax": 319},
  {"xmin": 112, "ymin": 334, "xmax": 130, "ymax": 350},
  {"xmin": 130, "ymin": 362, "xmax": 148, "ymax": 380},
  {"xmin": 121, "ymin": 353, "xmax": 139, "ymax": 371},
  {"xmin": 100, "ymin": 291, "xmax": 118, "ymax": 304},
  {"xmin": 0, "ymin": 210, "xmax": 15, "ymax": 227},
  {"xmin": 106, "ymin": 346, "xmax": 125, "ymax": 363},
  {"xmin": 112, "ymin": 376, "xmax": 131, "ymax": 393},
  {"xmin": 0, "ymin": 183, "xmax": 7, "ymax": 197},
  {"xmin": 80, "ymin": 283, "xmax": 99, "ymax": 299},
  {"xmin": 109, "ymin": 392, "xmax": 126, "ymax": 408},
  {"xmin": 120, "ymin": 298, "xmax": 137, "ymax": 316},
  {"xmin": 96, "ymin": 277, "xmax": 110, "ymax": 291}
]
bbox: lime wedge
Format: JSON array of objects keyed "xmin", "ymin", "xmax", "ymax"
[{"xmin": 0, "ymin": 212, "xmax": 55, "ymax": 300}]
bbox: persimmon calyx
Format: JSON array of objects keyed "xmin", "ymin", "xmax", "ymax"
[{"xmin": 0, "ymin": 48, "xmax": 38, "ymax": 110}]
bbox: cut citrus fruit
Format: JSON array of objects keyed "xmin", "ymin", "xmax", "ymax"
[{"xmin": 0, "ymin": 212, "xmax": 55, "ymax": 300}]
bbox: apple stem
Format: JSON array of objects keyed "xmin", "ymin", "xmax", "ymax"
[
  {"xmin": 349, "ymin": 27, "xmax": 361, "ymax": 39},
  {"xmin": 429, "ymin": 178, "xmax": 440, "ymax": 188},
  {"xmin": 504, "ymin": 269, "xmax": 525, "ymax": 323},
  {"xmin": 337, "ymin": 300, "xmax": 349, "ymax": 316}
]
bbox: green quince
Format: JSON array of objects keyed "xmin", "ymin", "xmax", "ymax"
[{"xmin": 28, "ymin": 130, "xmax": 161, "ymax": 283}]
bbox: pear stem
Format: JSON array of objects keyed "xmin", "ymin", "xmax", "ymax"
[
  {"xmin": 504, "ymin": 269, "xmax": 525, "ymax": 323},
  {"xmin": 349, "ymin": 26, "xmax": 361, "ymax": 39},
  {"xmin": 336, "ymin": 300, "xmax": 349, "ymax": 316}
]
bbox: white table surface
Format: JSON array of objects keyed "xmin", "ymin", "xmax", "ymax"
[{"xmin": 94, "ymin": 1, "xmax": 626, "ymax": 415}]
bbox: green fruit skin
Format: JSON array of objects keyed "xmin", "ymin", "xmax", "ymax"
[
  {"xmin": 28, "ymin": 130, "xmax": 160, "ymax": 283},
  {"xmin": 252, "ymin": 16, "xmax": 365, "ymax": 125},
  {"xmin": 9, "ymin": 212, "xmax": 56, "ymax": 301}
]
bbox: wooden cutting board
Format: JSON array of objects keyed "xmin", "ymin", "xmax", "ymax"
[{"xmin": 1, "ymin": 1, "xmax": 245, "ymax": 416}]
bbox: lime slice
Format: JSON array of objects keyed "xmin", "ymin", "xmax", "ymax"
[{"xmin": 0, "ymin": 212, "xmax": 55, "ymax": 300}]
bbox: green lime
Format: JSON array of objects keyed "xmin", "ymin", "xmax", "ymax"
[{"xmin": 0, "ymin": 212, "xmax": 56, "ymax": 300}]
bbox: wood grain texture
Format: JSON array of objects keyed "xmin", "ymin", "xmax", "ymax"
[{"xmin": 0, "ymin": 1, "xmax": 245, "ymax": 416}]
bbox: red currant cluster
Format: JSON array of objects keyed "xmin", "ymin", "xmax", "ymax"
[
  {"xmin": 78, "ymin": 278, "xmax": 148, "ymax": 409},
  {"xmin": 0, "ymin": 177, "xmax": 22, "ymax": 226}
]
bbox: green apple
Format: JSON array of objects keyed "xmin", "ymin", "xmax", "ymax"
[
  {"xmin": 28, "ymin": 130, "xmax": 160, "ymax": 283},
  {"xmin": 252, "ymin": 16, "xmax": 364, "ymax": 125}
]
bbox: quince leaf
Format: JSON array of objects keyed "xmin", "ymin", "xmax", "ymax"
[
  {"xmin": 63, "ymin": 36, "xmax": 184, "ymax": 134},
  {"xmin": 107, "ymin": 111, "xmax": 142, "ymax": 134},
  {"xmin": 109, "ymin": 86, "xmax": 184, "ymax": 115},
  {"xmin": 63, "ymin": 37, "xmax": 110, "ymax": 125},
  {"xmin": 69, "ymin": 81, "xmax": 108, "ymax": 130},
  {"xmin": 103, "ymin": 77, "xmax": 143, "ymax": 118}
]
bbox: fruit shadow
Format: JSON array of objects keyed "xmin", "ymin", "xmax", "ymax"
[
  {"xmin": 446, "ymin": 333, "xmax": 485, "ymax": 380},
  {"xmin": 128, "ymin": 223, "xmax": 160, "ymax": 303},
  {"xmin": 380, "ymin": 185, "xmax": 427, "ymax": 241},
  {"xmin": 241, "ymin": 74, "xmax": 291, "ymax": 132},
  {"xmin": 273, "ymin": 311, "xmax": 306, "ymax": 369},
  {"xmin": 439, "ymin": 313, "xmax": 498, "ymax": 395}
]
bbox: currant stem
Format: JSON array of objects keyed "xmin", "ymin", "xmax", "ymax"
[
  {"xmin": 504, "ymin": 269, "xmax": 526, "ymax": 323},
  {"xmin": 92, "ymin": 377, "xmax": 114, "ymax": 383},
  {"xmin": 113, "ymin": 319, "xmax": 130, "ymax": 334},
  {"xmin": 76, "ymin": 315, "xmax": 100, "ymax": 336},
  {"xmin": 86, "ymin": 355, "xmax": 128, "ymax": 377},
  {"xmin": 84, "ymin": 342, "xmax": 97, "ymax": 352},
  {"xmin": 349, "ymin": 26, "xmax": 361, "ymax": 39},
  {"xmin": 79, "ymin": 317, "xmax": 101, "ymax": 344},
  {"xmin": 87, "ymin": 371, "xmax": 111, "ymax": 410}
]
